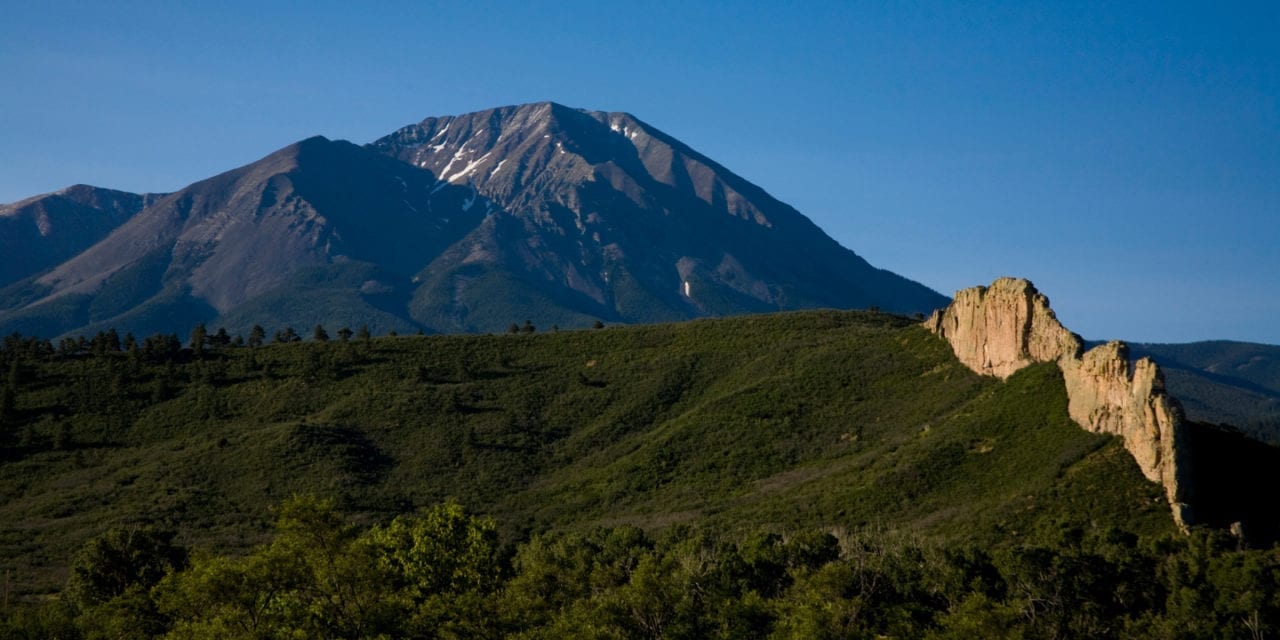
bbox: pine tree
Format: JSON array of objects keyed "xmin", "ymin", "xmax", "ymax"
[
  {"xmin": 104, "ymin": 328, "xmax": 122, "ymax": 352},
  {"xmin": 313, "ymin": 325, "xmax": 330, "ymax": 342},
  {"xmin": 190, "ymin": 323, "xmax": 208, "ymax": 354},
  {"xmin": 274, "ymin": 327, "xmax": 301, "ymax": 344},
  {"xmin": 212, "ymin": 327, "xmax": 231, "ymax": 347}
]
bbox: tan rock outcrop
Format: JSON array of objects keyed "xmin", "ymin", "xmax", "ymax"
[
  {"xmin": 925, "ymin": 277, "xmax": 1193, "ymax": 528},
  {"xmin": 924, "ymin": 278, "xmax": 1082, "ymax": 377}
]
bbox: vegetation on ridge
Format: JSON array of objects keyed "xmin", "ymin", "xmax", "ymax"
[
  {"xmin": 0, "ymin": 311, "xmax": 1173, "ymax": 592},
  {"xmin": 4, "ymin": 309, "xmax": 1268, "ymax": 636}
]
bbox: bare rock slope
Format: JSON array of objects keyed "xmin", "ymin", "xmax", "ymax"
[
  {"xmin": 0, "ymin": 185, "xmax": 163, "ymax": 288},
  {"xmin": 0, "ymin": 102, "xmax": 947, "ymax": 339}
]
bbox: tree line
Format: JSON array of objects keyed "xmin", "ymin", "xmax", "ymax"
[
  {"xmin": 1, "ymin": 315, "xmax": 606, "ymax": 365},
  {"xmin": 2, "ymin": 496, "xmax": 1278, "ymax": 639}
]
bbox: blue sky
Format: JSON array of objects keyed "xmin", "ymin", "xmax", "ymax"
[{"xmin": 2, "ymin": 1, "xmax": 1276, "ymax": 344}]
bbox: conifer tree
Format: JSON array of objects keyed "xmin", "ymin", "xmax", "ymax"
[
  {"xmin": 190, "ymin": 323, "xmax": 208, "ymax": 353},
  {"xmin": 275, "ymin": 327, "xmax": 301, "ymax": 344},
  {"xmin": 212, "ymin": 327, "xmax": 231, "ymax": 347},
  {"xmin": 104, "ymin": 328, "xmax": 122, "ymax": 352}
]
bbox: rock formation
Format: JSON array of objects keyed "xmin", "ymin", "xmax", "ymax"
[{"xmin": 925, "ymin": 277, "xmax": 1193, "ymax": 528}]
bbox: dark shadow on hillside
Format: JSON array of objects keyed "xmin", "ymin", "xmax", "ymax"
[{"xmin": 1184, "ymin": 421, "xmax": 1280, "ymax": 546}]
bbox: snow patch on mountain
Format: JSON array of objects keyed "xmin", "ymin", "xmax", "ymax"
[{"xmin": 447, "ymin": 152, "xmax": 492, "ymax": 183}]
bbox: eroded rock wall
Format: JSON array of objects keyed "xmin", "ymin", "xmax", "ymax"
[
  {"xmin": 924, "ymin": 278, "xmax": 1082, "ymax": 377},
  {"xmin": 926, "ymin": 277, "xmax": 1192, "ymax": 528}
]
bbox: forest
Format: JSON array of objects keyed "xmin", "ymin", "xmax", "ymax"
[{"xmin": 4, "ymin": 495, "xmax": 1278, "ymax": 639}]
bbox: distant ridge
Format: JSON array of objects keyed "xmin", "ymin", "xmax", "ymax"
[
  {"xmin": 1127, "ymin": 341, "xmax": 1280, "ymax": 445},
  {"xmin": 0, "ymin": 103, "xmax": 947, "ymax": 339},
  {"xmin": 0, "ymin": 185, "xmax": 164, "ymax": 288}
]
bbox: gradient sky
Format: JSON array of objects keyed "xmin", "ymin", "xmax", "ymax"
[{"xmin": 2, "ymin": 1, "xmax": 1276, "ymax": 344}]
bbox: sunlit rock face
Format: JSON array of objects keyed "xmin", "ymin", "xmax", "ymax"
[
  {"xmin": 926, "ymin": 277, "xmax": 1192, "ymax": 529},
  {"xmin": 924, "ymin": 278, "xmax": 1081, "ymax": 378}
]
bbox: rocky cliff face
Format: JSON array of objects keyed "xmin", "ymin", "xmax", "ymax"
[
  {"xmin": 926, "ymin": 278, "xmax": 1193, "ymax": 528},
  {"xmin": 925, "ymin": 279, "xmax": 1082, "ymax": 378}
]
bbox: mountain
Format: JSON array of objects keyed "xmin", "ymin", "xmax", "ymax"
[
  {"xmin": 0, "ymin": 185, "xmax": 162, "ymax": 289},
  {"xmin": 0, "ymin": 137, "xmax": 485, "ymax": 340},
  {"xmin": 0, "ymin": 102, "xmax": 947, "ymax": 340},
  {"xmin": 370, "ymin": 102, "xmax": 947, "ymax": 330}
]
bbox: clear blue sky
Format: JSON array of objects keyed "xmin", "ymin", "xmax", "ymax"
[{"xmin": 2, "ymin": 1, "xmax": 1276, "ymax": 344}]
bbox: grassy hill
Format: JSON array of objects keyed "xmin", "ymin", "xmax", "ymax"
[{"xmin": 0, "ymin": 311, "xmax": 1175, "ymax": 597}]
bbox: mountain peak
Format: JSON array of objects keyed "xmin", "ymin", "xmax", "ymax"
[
  {"xmin": 366, "ymin": 103, "xmax": 945, "ymax": 330},
  {"xmin": 1, "ymin": 103, "xmax": 946, "ymax": 339}
]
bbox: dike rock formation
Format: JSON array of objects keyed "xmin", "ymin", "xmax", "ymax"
[{"xmin": 925, "ymin": 278, "xmax": 1193, "ymax": 528}]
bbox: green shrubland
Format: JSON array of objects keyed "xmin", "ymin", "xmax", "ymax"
[{"xmin": 1, "ymin": 309, "xmax": 1249, "ymax": 635}]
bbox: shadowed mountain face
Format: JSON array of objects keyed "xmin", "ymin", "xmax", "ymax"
[
  {"xmin": 0, "ymin": 102, "xmax": 947, "ymax": 339},
  {"xmin": 0, "ymin": 185, "xmax": 163, "ymax": 288}
]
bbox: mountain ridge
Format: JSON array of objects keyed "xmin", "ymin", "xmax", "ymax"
[
  {"xmin": 0, "ymin": 102, "xmax": 947, "ymax": 339},
  {"xmin": 0, "ymin": 185, "xmax": 165, "ymax": 289}
]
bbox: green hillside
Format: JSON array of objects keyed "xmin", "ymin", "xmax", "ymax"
[{"xmin": 0, "ymin": 310, "xmax": 1175, "ymax": 601}]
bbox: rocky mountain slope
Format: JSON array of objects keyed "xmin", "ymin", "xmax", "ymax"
[
  {"xmin": 371, "ymin": 103, "xmax": 946, "ymax": 330},
  {"xmin": 927, "ymin": 277, "xmax": 1280, "ymax": 540},
  {"xmin": 0, "ymin": 185, "xmax": 162, "ymax": 289},
  {"xmin": 0, "ymin": 102, "xmax": 947, "ymax": 340},
  {"xmin": 0, "ymin": 137, "xmax": 485, "ymax": 339}
]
